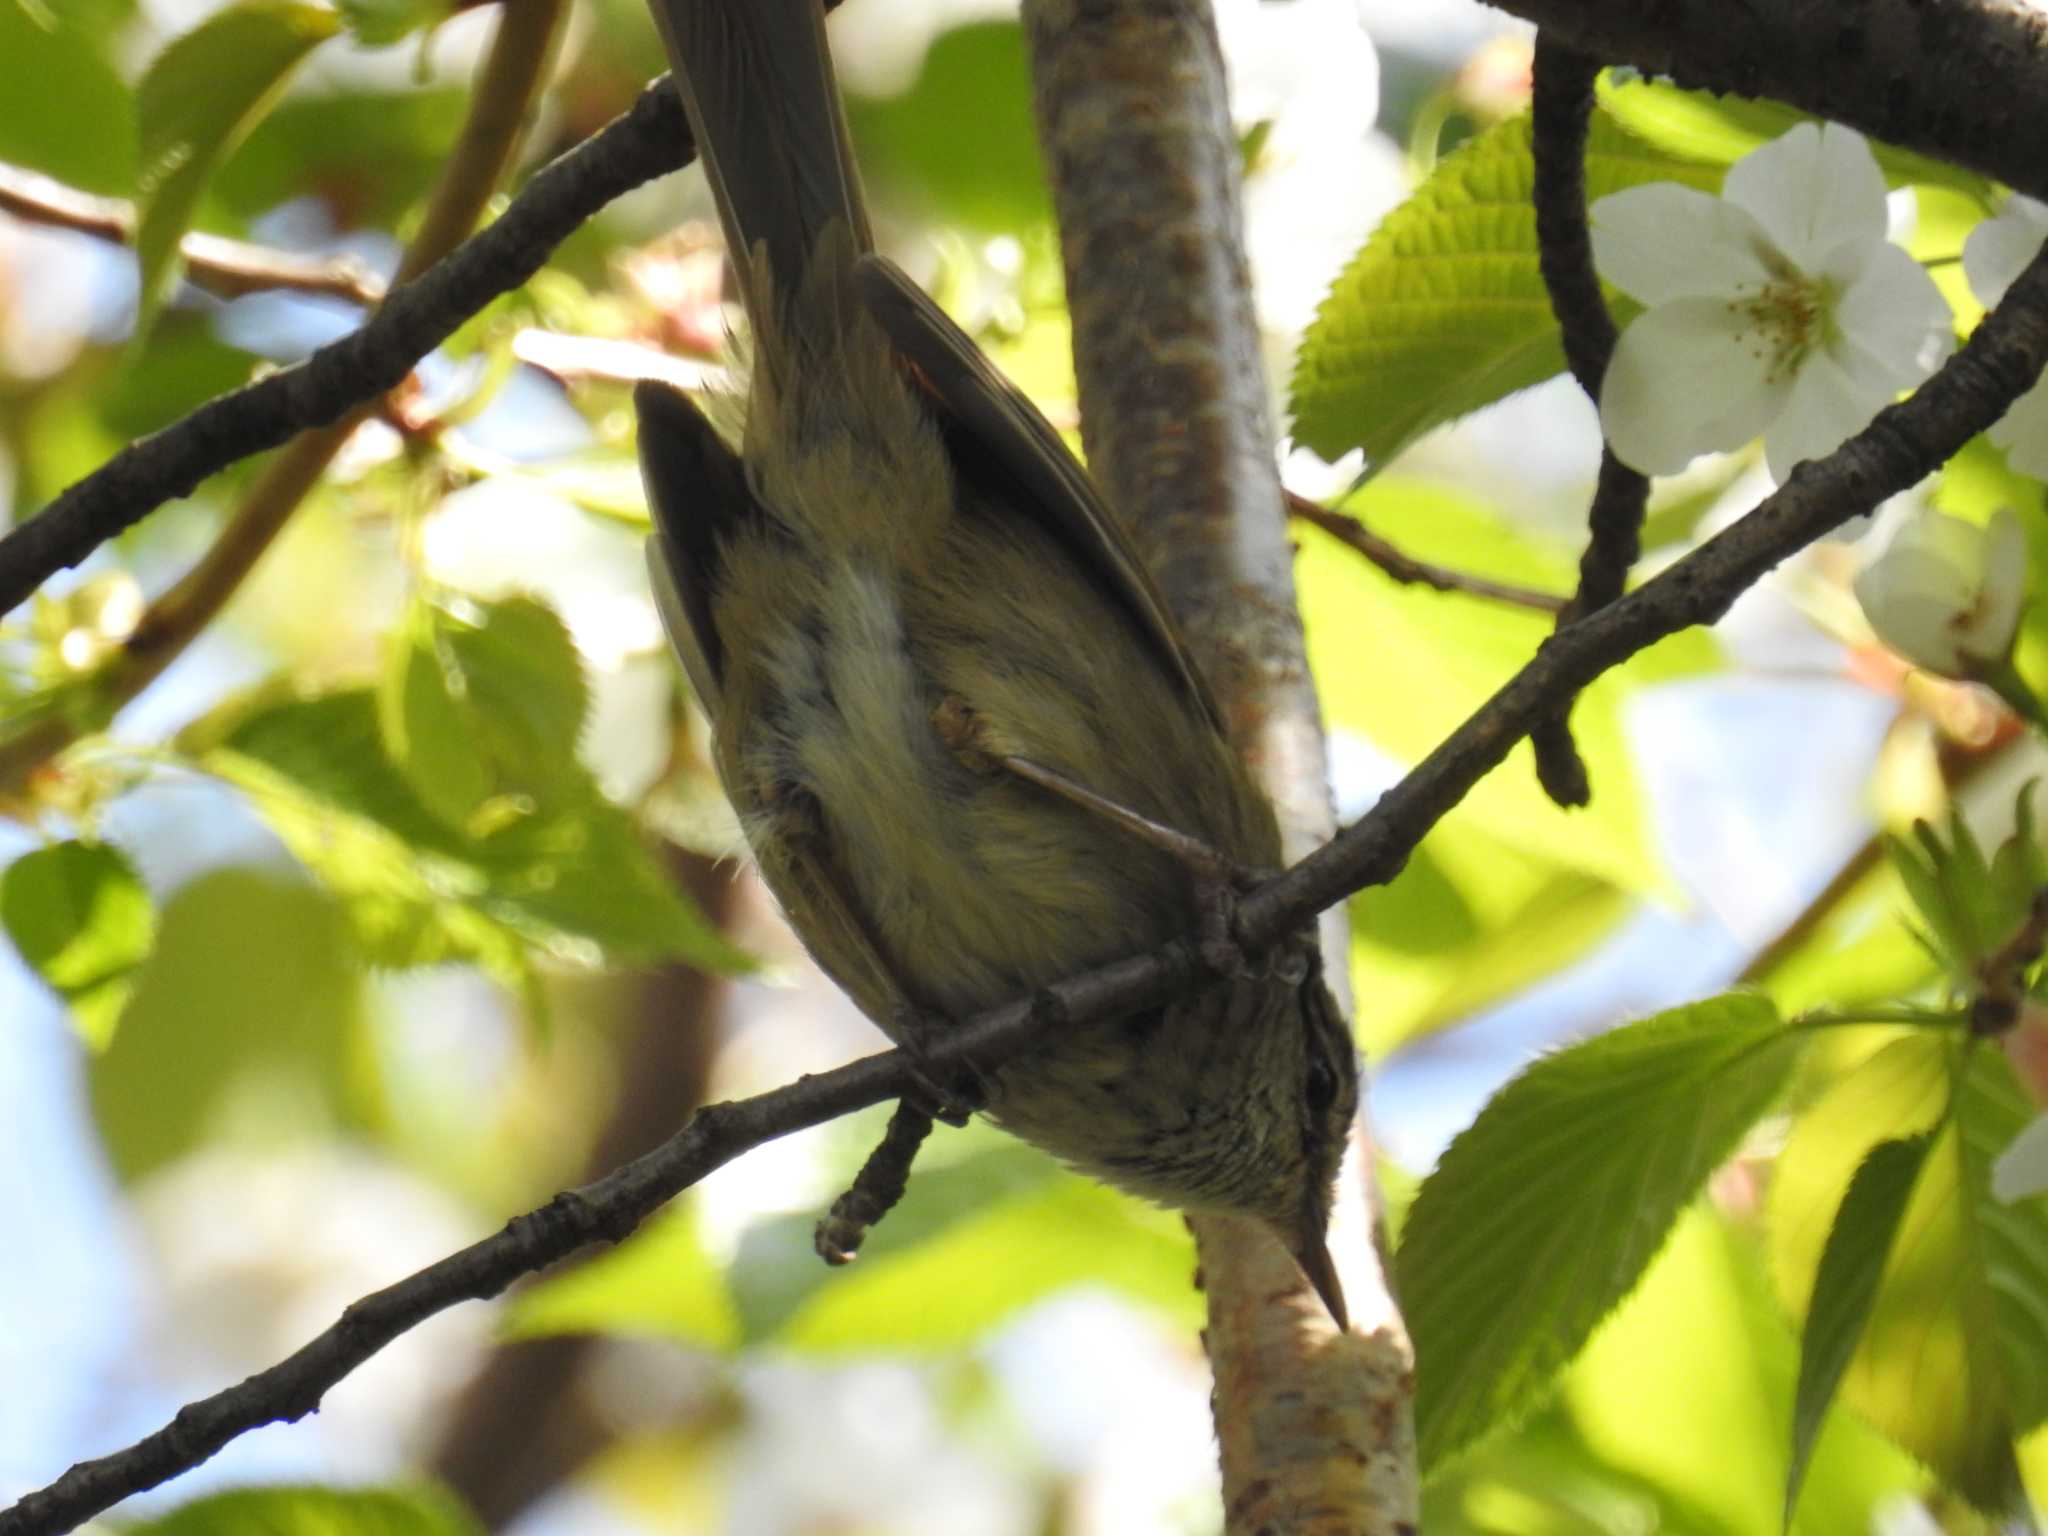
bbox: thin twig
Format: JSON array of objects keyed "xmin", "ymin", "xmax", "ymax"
[
  {"xmin": 1525, "ymin": 37, "xmax": 1650, "ymax": 809},
  {"xmin": 0, "ymin": 77, "xmax": 694, "ymax": 620},
  {"xmin": 0, "ymin": 163, "xmax": 387, "ymax": 307},
  {"xmin": 1286, "ymin": 491, "xmax": 1569, "ymax": 614}
]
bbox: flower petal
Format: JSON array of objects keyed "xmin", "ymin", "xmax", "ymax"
[
  {"xmin": 1964, "ymin": 194, "xmax": 2048, "ymax": 308},
  {"xmin": 1966, "ymin": 506, "xmax": 2030, "ymax": 662},
  {"xmin": 1828, "ymin": 241, "xmax": 1957, "ymax": 389},
  {"xmin": 1764, "ymin": 347, "xmax": 1892, "ymax": 481},
  {"xmin": 1725, "ymin": 123, "xmax": 1887, "ymax": 270},
  {"xmin": 1589, "ymin": 184, "xmax": 1776, "ymax": 304},
  {"xmin": 1989, "ymin": 377, "xmax": 2048, "ymax": 480},
  {"xmin": 1993, "ymin": 1111, "xmax": 2048, "ymax": 1204},
  {"xmin": 1599, "ymin": 297, "xmax": 1786, "ymax": 475}
]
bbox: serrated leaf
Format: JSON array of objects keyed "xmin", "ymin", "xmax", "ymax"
[
  {"xmin": 1, "ymin": 839, "xmax": 155, "ymax": 1049},
  {"xmin": 776, "ymin": 1176, "xmax": 1199, "ymax": 1351},
  {"xmin": 205, "ymin": 689, "xmax": 748, "ymax": 982},
  {"xmin": 1786, "ymin": 1133, "xmax": 1934, "ymax": 1524},
  {"xmin": 1398, "ymin": 992, "xmax": 1799, "ymax": 1470},
  {"xmin": 1289, "ymin": 108, "xmax": 1716, "ymax": 469},
  {"xmin": 505, "ymin": 1199, "xmax": 739, "ymax": 1351},
  {"xmin": 133, "ymin": 0, "xmax": 339, "ymax": 339},
  {"xmin": 380, "ymin": 594, "xmax": 589, "ymax": 829},
  {"xmin": 130, "ymin": 1483, "xmax": 483, "ymax": 1536},
  {"xmin": 1770, "ymin": 1035, "xmax": 2048, "ymax": 1507}
]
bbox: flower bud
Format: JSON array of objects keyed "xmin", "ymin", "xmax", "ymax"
[{"xmin": 1853, "ymin": 507, "xmax": 2026, "ymax": 679}]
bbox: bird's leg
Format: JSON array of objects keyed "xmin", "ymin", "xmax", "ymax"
[{"xmin": 930, "ymin": 694, "xmax": 1282, "ymax": 980}]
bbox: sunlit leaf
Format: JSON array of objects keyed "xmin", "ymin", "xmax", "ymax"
[
  {"xmin": 130, "ymin": 1483, "xmax": 482, "ymax": 1536},
  {"xmin": 1560, "ymin": 1210, "xmax": 1921, "ymax": 1536},
  {"xmin": 1770, "ymin": 1033, "xmax": 2048, "ymax": 1507},
  {"xmin": 1349, "ymin": 818, "xmax": 1630, "ymax": 1054},
  {"xmin": 776, "ymin": 1175, "xmax": 1199, "ymax": 1351},
  {"xmin": 379, "ymin": 594, "xmax": 589, "ymax": 829},
  {"xmin": 1597, "ymin": 74, "xmax": 1993, "ymax": 202},
  {"xmin": 1400, "ymin": 992, "xmax": 1800, "ymax": 1469},
  {"xmin": 1786, "ymin": 1134, "xmax": 1933, "ymax": 1524},
  {"xmin": 1298, "ymin": 481, "xmax": 1718, "ymax": 896},
  {"xmin": 133, "ymin": 0, "xmax": 340, "ymax": 338},
  {"xmin": 1289, "ymin": 109, "xmax": 1714, "ymax": 468},
  {"xmin": 204, "ymin": 689, "xmax": 748, "ymax": 983},
  {"xmin": 0, "ymin": 839, "xmax": 155, "ymax": 1049}
]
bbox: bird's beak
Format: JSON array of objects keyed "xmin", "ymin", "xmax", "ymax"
[{"xmin": 1293, "ymin": 1205, "xmax": 1349, "ymax": 1332}]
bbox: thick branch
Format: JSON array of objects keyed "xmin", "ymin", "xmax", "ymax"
[
  {"xmin": 0, "ymin": 79, "xmax": 692, "ymax": 619},
  {"xmin": 1487, "ymin": 0, "xmax": 2048, "ymax": 203},
  {"xmin": 11, "ymin": 233, "xmax": 2048, "ymax": 1536},
  {"xmin": 1021, "ymin": 1, "xmax": 1415, "ymax": 1530}
]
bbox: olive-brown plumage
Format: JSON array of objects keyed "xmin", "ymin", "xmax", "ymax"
[{"xmin": 638, "ymin": 0, "xmax": 1357, "ymax": 1324}]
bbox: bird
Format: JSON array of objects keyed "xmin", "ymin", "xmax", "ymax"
[{"xmin": 634, "ymin": 0, "xmax": 1358, "ymax": 1327}]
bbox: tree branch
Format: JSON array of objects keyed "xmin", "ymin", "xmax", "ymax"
[
  {"xmin": 0, "ymin": 77, "xmax": 693, "ymax": 620},
  {"xmin": 1286, "ymin": 491, "xmax": 1569, "ymax": 615},
  {"xmin": 10, "ymin": 229, "xmax": 2048, "ymax": 1536},
  {"xmin": 1021, "ymin": 0, "xmax": 1415, "ymax": 1528},
  {"xmin": 1526, "ymin": 36, "xmax": 1650, "ymax": 808},
  {"xmin": 1486, "ymin": 0, "xmax": 2048, "ymax": 204},
  {"xmin": 0, "ymin": 163, "xmax": 386, "ymax": 307}
]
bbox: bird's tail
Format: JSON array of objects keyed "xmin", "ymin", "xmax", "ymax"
[{"xmin": 646, "ymin": 0, "xmax": 871, "ymax": 334}]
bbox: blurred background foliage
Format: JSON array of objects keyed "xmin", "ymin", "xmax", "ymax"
[{"xmin": 1, "ymin": 0, "xmax": 2045, "ymax": 1531}]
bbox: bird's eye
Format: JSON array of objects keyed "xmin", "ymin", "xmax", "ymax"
[{"xmin": 1305, "ymin": 1056, "xmax": 1341, "ymax": 1115}]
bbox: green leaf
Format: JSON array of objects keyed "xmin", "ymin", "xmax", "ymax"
[
  {"xmin": 1, "ymin": 839, "xmax": 155, "ymax": 1049},
  {"xmin": 1398, "ymin": 992, "xmax": 1800, "ymax": 1470},
  {"xmin": 1597, "ymin": 74, "xmax": 1994, "ymax": 203},
  {"xmin": 86, "ymin": 868, "xmax": 363, "ymax": 1181},
  {"xmin": 1349, "ymin": 818, "xmax": 1630, "ymax": 1054},
  {"xmin": 133, "ymin": 0, "xmax": 340, "ymax": 339},
  {"xmin": 1786, "ymin": 1133, "xmax": 1934, "ymax": 1524},
  {"xmin": 845, "ymin": 21, "xmax": 1049, "ymax": 234},
  {"xmin": 335, "ymin": 0, "xmax": 445, "ymax": 46},
  {"xmin": 1297, "ymin": 480, "xmax": 1718, "ymax": 896},
  {"xmin": 214, "ymin": 85, "xmax": 467, "ymax": 230},
  {"xmin": 505, "ymin": 1199, "xmax": 740, "ymax": 1351},
  {"xmin": 1770, "ymin": 1034, "xmax": 2048, "ymax": 1507},
  {"xmin": 130, "ymin": 1483, "xmax": 483, "ymax": 1536},
  {"xmin": 1289, "ymin": 108, "xmax": 1716, "ymax": 468},
  {"xmin": 0, "ymin": 0, "xmax": 135, "ymax": 191},
  {"xmin": 1555, "ymin": 1208, "xmax": 1921, "ymax": 1536},
  {"xmin": 204, "ymin": 689, "xmax": 749, "ymax": 983},
  {"xmin": 1747, "ymin": 850, "xmax": 1936, "ymax": 1016},
  {"xmin": 730, "ymin": 1137, "xmax": 1062, "ymax": 1341},
  {"xmin": 379, "ymin": 595, "xmax": 589, "ymax": 829},
  {"xmin": 776, "ymin": 1175, "xmax": 1200, "ymax": 1351}
]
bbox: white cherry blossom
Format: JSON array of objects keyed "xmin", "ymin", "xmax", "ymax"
[
  {"xmin": 1853, "ymin": 506, "xmax": 2025, "ymax": 679},
  {"xmin": 1591, "ymin": 122, "xmax": 1955, "ymax": 482},
  {"xmin": 1963, "ymin": 194, "xmax": 2048, "ymax": 478}
]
